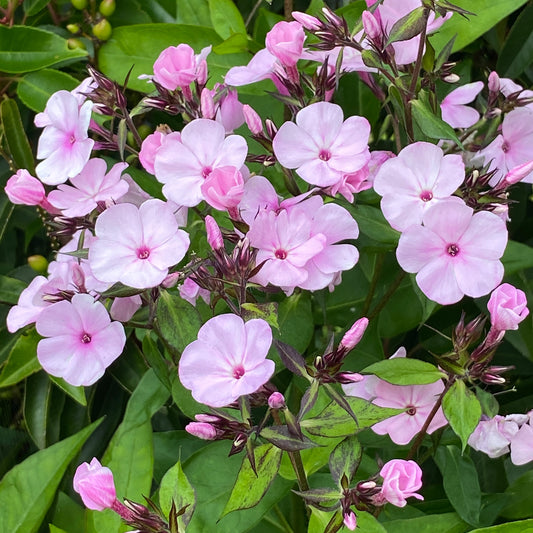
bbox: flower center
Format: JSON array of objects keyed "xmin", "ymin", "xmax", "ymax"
[
  {"xmin": 420, "ymin": 190, "xmax": 433, "ymax": 202},
  {"xmin": 275, "ymin": 249, "xmax": 287, "ymax": 260},
  {"xmin": 447, "ymin": 243, "xmax": 460, "ymax": 257},
  {"xmin": 137, "ymin": 247, "xmax": 150, "ymax": 260},
  {"xmin": 202, "ymin": 166, "xmax": 213, "ymax": 178},
  {"xmin": 406, "ymin": 405, "xmax": 417, "ymax": 416},
  {"xmin": 502, "ymin": 141, "xmax": 510, "ymax": 153},
  {"xmin": 81, "ymin": 332, "xmax": 92, "ymax": 344},
  {"xmin": 69, "ymin": 135, "xmax": 76, "ymax": 144},
  {"xmin": 232, "ymin": 365, "xmax": 245, "ymax": 379},
  {"xmin": 318, "ymin": 149, "xmax": 331, "ymax": 161}
]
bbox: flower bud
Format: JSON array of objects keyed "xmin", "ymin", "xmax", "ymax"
[
  {"xmin": 266, "ymin": 21, "xmax": 306, "ymax": 68},
  {"xmin": 92, "ymin": 19, "xmax": 113, "ymax": 41},
  {"xmin": 343, "ymin": 510, "xmax": 357, "ymax": 531},
  {"xmin": 502, "ymin": 160, "xmax": 533, "ymax": 186},
  {"xmin": 71, "ymin": 0, "xmax": 88, "ymax": 9},
  {"xmin": 243, "ymin": 104, "xmax": 263, "ymax": 135},
  {"xmin": 5, "ymin": 169, "xmax": 46, "ymax": 206},
  {"xmin": 99, "ymin": 0, "xmax": 116, "ymax": 17},
  {"xmin": 487, "ymin": 283, "xmax": 529, "ymax": 332},
  {"xmin": 340, "ymin": 317, "xmax": 369, "ymax": 350},
  {"xmin": 268, "ymin": 392, "xmax": 285, "ymax": 409},
  {"xmin": 488, "ymin": 71, "xmax": 500, "ymax": 94},
  {"xmin": 291, "ymin": 11, "xmax": 321, "ymax": 31},
  {"xmin": 442, "ymin": 73, "xmax": 460, "ymax": 84},
  {"xmin": 185, "ymin": 422, "xmax": 217, "ymax": 440},
  {"xmin": 200, "ymin": 88, "xmax": 216, "ymax": 120},
  {"xmin": 27, "ymin": 255, "xmax": 48, "ymax": 274},
  {"xmin": 161, "ymin": 271, "xmax": 180, "ymax": 289},
  {"xmin": 362, "ymin": 11, "xmax": 381, "ymax": 42},
  {"xmin": 205, "ymin": 215, "xmax": 224, "ymax": 251},
  {"xmin": 73, "ymin": 458, "xmax": 117, "ymax": 511}
]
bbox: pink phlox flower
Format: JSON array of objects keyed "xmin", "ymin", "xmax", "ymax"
[
  {"xmin": 73, "ymin": 457, "xmax": 117, "ymax": 511},
  {"xmin": 378, "ymin": 459, "xmax": 424, "ymax": 507},
  {"xmin": 35, "ymin": 90, "xmax": 94, "ymax": 185},
  {"xmin": 302, "ymin": 46, "xmax": 375, "ymax": 74},
  {"xmin": 178, "ymin": 314, "xmax": 275, "ymax": 407},
  {"xmin": 273, "ymin": 102, "xmax": 370, "ymax": 187},
  {"xmin": 225, "ymin": 48, "xmax": 279, "ymax": 87},
  {"xmin": 478, "ymin": 107, "xmax": 533, "ymax": 185},
  {"xmin": 139, "ymin": 131, "xmax": 167, "ymax": 174},
  {"xmin": 510, "ymin": 417, "xmax": 533, "ymax": 465},
  {"xmin": 440, "ymin": 81, "xmax": 484, "ymax": 129},
  {"xmin": 396, "ymin": 198, "xmax": 507, "ymax": 305},
  {"xmin": 36, "ymin": 293, "xmax": 126, "ymax": 386},
  {"xmin": 153, "ymin": 119, "xmax": 248, "ymax": 207},
  {"xmin": 265, "ymin": 21, "xmax": 306, "ymax": 68},
  {"xmin": 468, "ymin": 415, "xmax": 521, "ymax": 458},
  {"xmin": 374, "ymin": 142, "xmax": 465, "ymax": 232},
  {"xmin": 89, "ymin": 199, "xmax": 190, "ymax": 289},
  {"xmin": 179, "ymin": 277, "xmax": 210, "ymax": 307},
  {"xmin": 110, "ymin": 295, "xmax": 142, "ymax": 322},
  {"xmin": 487, "ymin": 283, "xmax": 529, "ymax": 332},
  {"xmin": 117, "ymin": 174, "xmax": 154, "ymax": 207},
  {"xmin": 200, "ymin": 165, "xmax": 245, "ymax": 213},
  {"xmin": 47, "ymin": 159, "xmax": 129, "ymax": 217},
  {"xmin": 343, "ymin": 510, "xmax": 357, "ymax": 530},
  {"xmin": 213, "ymin": 86, "xmax": 245, "ymax": 133},
  {"xmin": 4, "ymin": 169, "xmax": 57, "ymax": 213},
  {"xmin": 152, "ymin": 44, "xmax": 211, "ymax": 91}
]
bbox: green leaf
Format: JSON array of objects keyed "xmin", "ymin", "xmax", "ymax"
[
  {"xmin": 469, "ymin": 520, "xmax": 533, "ymax": 532},
  {"xmin": 23, "ymin": 0, "xmax": 50, "ymax": 16},
  {"xmin": 301, "ymin": 397, "xmax": 402, "ymax": 438},
  {"xmin": 430, "ymin": 0, "xmax": 529, "ymax": 54},
  {"xmin": 49, "ymin": 526, "xmax": 68, "ymax": 533},
  {"xmin": 442, "ymin": 380, "xmax": 482, "ymax": 451},
  {"xmin": 0, "ymin": 419, "xmax": 101, "ymax": 533},
  {"xmin": 0, "ymin": 275, "xmax": 27, "ymax": 305},
  {"xmin": 259, "ymin": 426, "xmax": 319, "ymax": 452},
  {"xmin": 502, "ymin": 471, "xmax": 533, "ymax": 520},
  {"xmin": 98, "ymin": 24, "xmax": 250, "ymax": 92},
  {"xmin": 176, "ymin": 0, "xmax": 211, "ymax": 26},
  {"xmin": 362, "ymin": 358, "xmax": 446, "ymax": 385},
  {"xmin": 159, "ymin": 460, "xmax": 196, "ymax": 527},
  {"xmin": 213, "ymin": 33, "xmax": 249, "ymax": 54},
  {"xmin": 156, "ymin": 290, "xmax": 202, "ymax": 354},
  {"xmin": 49, "ymin": 376, "xmax": 87, "ymax": 406},
  {"xmin": 411, "ymin": 96, "xmax": 463, "ymax": 146},
  {"xmin": 0, "ymin": 26, "xmax": 87, "ymax": 73},
  {"xmin": 0, "ymin": 328, "xmax": 41, "ymax": 387},
  {"xmin": 329, "ymin": 435, "xmax": 361, "ymax": 487},
  {"xmin": 382, "ymin": 512, "xmax": 470, "ymax": 533},
  {"xmin": 24, "ymin": 372, "xmax": 52, "ymax": 449},
  {"xmin": 208, "ymin": 0, "xmax": 246, "ymax": 40},
  {"xmin": 434, "ymin": 445, "xmax": 482, "ymax": 527},
  {"xmin": 349, "ymin": 204, "xmax": 400, "ymax": 248},
  {"xmin": 386, "ymin": 6, "xmax": 427, "ymax": 45},
  {"xmin": 275, "ymin": 292, "xmax": 313, "ymax": 353},
  {"xmin": 142, "ymin": 334, "xmax": 172, "ymax": 391},
  {"xmin": 502, "ymin": 240, "xmax": 533, "ymax": 275},
  {"xmin": 241, "ymin": 302, "xmax": 279, "ymax": 330},
  {"xmin": 0, "ymin": 98, "xmax": 35, "ymax": 173},
  {"xmin": 220, "ymin": 444, "xmax": 282, "ymax": 518}
]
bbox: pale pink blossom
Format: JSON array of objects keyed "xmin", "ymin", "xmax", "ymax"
[
  {"xmin": 200, "ymin": 165, "xmax": 244, "ymax": 213},
  {"xmin": 510, "ymin": 420, "xmax": 533, "ymax": 465},
  {"xmin": 153, "ymin": 119, "xmax": 248, "ymax": 207},
  {"xmin": 487, "ymin": 283, "xmax": 529, "ymax": 331},
  {"xmin": 36, "ymin": 293, "xmax": 126, "ymax": 386},
  {"xmin": 89, "ymin": 200, "xmax": 190, "ymax": 289},
  {"xmin": 47, "ymin": 159, "xmax": 129, "ymax": 217},
  {"xmin": 139, "ymin": 131, "xmax": 167, "ymax": 174},
  {"xmin": 378, "ymin": 459, "xmax": 424, "ymax": 507},
  {"xmin": 468, "ymin": 415, "xmax": 520, "ymax": 458},
  {"xmin": 273, "ymin": 102, "xmax": 370, "ymax": 187},
  {"xmin": 396, "ymin": 199, "xmax": 507, "ymax": 305},
  {"xmin": 179, "ymin": 277, "xmax": 210, "ymax": 307},
  {"xmin": 73, "ymin": 458, "xmax": 117, "ymax": 511},
  {"xmin": 178, "ymin": 314, "xmax": 275, "ymax": 407},
  {"xmin": 213, "ymin": 87, "xmax": 245, "ymax": 133},
  {"xmin": 225, "ymin": 48, "xmax": 278, "ymax": 87},
  {"xmin": 109, "ymin": 295, "xmax": 142, "ymax": 322},
  {"xmin": 35, "ymin": 90, "xmax": 94, "ymax": 185},
  {"xmin": 343, "ymin": 511, "xmax": 357, "ymax": 530},
  {"xmin": 440, "ymin": 81, "xmax": 484, "ymax": 129},
  {"xmin": 265, "ymin": 21, "xmax": 306, "ymax": 67},
  {"xmin": 373, "ymin": 142, "xmax": 465, "ymax": 232}
]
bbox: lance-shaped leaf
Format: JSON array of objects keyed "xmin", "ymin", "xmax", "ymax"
[
  {"xmin": 362, "ymin": 358, "xmax": 446, "ymax": 385},
  {"xmin": 386, "ymin": 6, "xmax": 427, "ymax": 45},
  {"xmin": 274, "ymin": 339, "xmax": 310, "ymax": 379},
  {"xmin": 220, "ymin": 444, "xmax": 282, "ymax": 519},
  {"xmin": 260, "ymin": 426, "xmax": 319, "ymax": 452},
  {"xmin": 298, "ymin": 379, "xmax": 320, "ymax": 421},
  {"xmin": 241, "ymin": 302, "xmax": 279, "ymax": 330},
  {"xmin": 0, "ymin": 328, "xmax": 41, "ymax": 387},
  {"xmin": 292, "ymin": 488, "xmax": 341, "ymax": 507},
  {"xmin": 159, "ymin": 460, "xmax": 196, "ymax": 528},
  {"xmin": 329, "ymin": 435, "xmax": 362, "ymax": 487},
  {"xmin": 301, "ymin": 397, "xmax": 402, "ymax": 438},
  {"xmin": 0, "ymin": 419, "xmax": 101, "ymax": 533},
  {"xmin": 324, "ymin": 383, "xmax": 359, "ymax": 424},
  {"xmin": 324, "ymin": 509, "xmax": 345, "ymax": 533},
  {"xmin": 442, "ymin": 380, "xmax": 482, "ymax": 451}
]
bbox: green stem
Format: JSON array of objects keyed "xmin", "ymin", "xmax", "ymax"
[
  {"xmin": 367, "ymin": 270, "xmax": 406, "ymax": 321},
  {"xmin": 362, "ymin": 253, "xmax": 385, "ymax": 316},
  {"xmin": 288, "ymin": 450, "xmax": 310, "ymax": 492},
  {"xmin": 273, "ymin": 504, "xmax": 296, "ymax": 533}
]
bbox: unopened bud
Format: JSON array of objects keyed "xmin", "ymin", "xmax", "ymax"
[
  {"xmin": 481, "ymin": 373, "xmax": 506, "ymax": 385},
  {"xmin": 242, "ymin": 104, "xmax": 263, "ymax": 135},
  {"xmin": 185, "ymin": 422, "xmax": 217, "ymax": 440},
  {"xmin": 321, "ymin": 6, "xmax": 343, "ymax": 26},
  {"xmin": 71, "ymin": 0, "xmax": 88, "ymax": 9},
  {"xmin": 442, "ymin": 73, "xmax": 460, "ymax": 84},
  {"xmin": 357, "ymin": 480, "xmax": 377, "ymax": 491},
  {"xmin": 362, "ymin": 11, "xmax": 381, "ymax": 42},
  {"xmin": 291, "ymin": 11, "xmax": 321, "ymax": 31},
  {"xmin": 92, "ymin": 19, "xmax": 112, "ymax": 41},
  {"xmin": 502, "ymin": 160, "xmax": 533, "ymax": 186},
  {"xmin": 205, "ymin": 215, "xmax": 224, "ymax": 251},
  {"xmin": 265, "ymin": 119, "xmax": 277, "ymax": 139},
  {"xmin": 27, "ymin": 255, "xmax": 48, "ymax": 274},
  {"xmin": 161, "ymin": 271, "xmax": 180, "ymax": 289},
  {"xmin": 340, "ymin": 317, "xmax": 369, "ymax": 350},
  {"xmin": 268, "ymin": 392, "xmax": 285, "ymax": 409},
  {"xmin": 195, "ymin": 413, "xmax": 219, "ymax": 423},
  {"xmin": 336, "ymin": 372, "xmax": 364, "ymax": 384},
  {"xmin": 67, "ymin": 23, "xmax": 81, "ymax": 34},
  {"xmin": 196, "ymin": 60, "xmax": 208, "ymax": 86},
  {"xmin": 343, "ymin": 510, "xmax": 357, "ymax": 531},
  {"xmin": 488, "ymin": 71, "xmax": 500, "ymax": 94},
  {"xmin": 99, "ymin": 0, "xmax": 116, "ymax": 17},
  {"xmin": 200, "ymin": 88, "xmax": 215, "ymax": 119}
]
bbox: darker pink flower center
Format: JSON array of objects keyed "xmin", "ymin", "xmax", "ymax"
[
  {"xmin": 202, "ymin": 166, "xmax": 213, "ymax": 178},
  {"xmin": 232, "ymin": 365, "xmax": 246, "ymax": 379},
  {"xmin": 81, "ymin": 333, "xmax": 92, "ymax": 344},
  {"xmin": 69, "ymin": 135, "xmax": 76, "ymax": 145},
  {"xmin": 446, "ymin": 244, "xmax": 460, "ymax": 257},
  {"xmin": 420, "ymin": 190, "xmax": 433, "ymax": 202},
  {"xmin": 137, "ymin": 247, "xmax": 151, "ymax": 260},
  {"xmin": 502, "ymin": 141, "xmax": 510, "ymax": 153},
  {"xmin": 275, "ymin": 249, "xmax": 288, "ymax": 260},
  {"xmin": 318, "ymin": 149, "xmax": 331, "ymax": 161},
  {"xmin": 406, "ymin": 405, "xmax": 417, "ymax": 416}
]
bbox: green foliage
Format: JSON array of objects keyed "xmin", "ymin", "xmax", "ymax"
[
  {"xmin": 362, "ymin": 358, "xmax": 446, "ymax": 385},
  {"xmin": 159, "ymin": 460, "xmax": 196, "ymax": 527}
]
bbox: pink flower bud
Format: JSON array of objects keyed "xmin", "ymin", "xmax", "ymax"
[
  {"xmin": 362, "ymin": 10, "xmax": 381, "ymax": 42},
  {"xmin": 442, "ymin": 73, "xmax": 460, "ymax": 84},
  {"xmin": 185, "ymin": 421, "xmax": 217, "ymax": 440},
  {"xmin": 205, "ymin": 215, "xmax": 224, "ymax": 251},
  {"xmin": 488, "ymin": 71, "xmax": 500, "ymax": 93},
  {"xmin": 200, "ymin": 166, "xmax": 244, "ymax": 212},
  {"xmin": 379, "ymin": 459, "xmax": 423, "ymax": 508},
  {"xmin": 73, "ymin": 458, "xmax": 117, "ymax": 511},
  {"xmin": 200, "ymin": 88, "xmax": 215, "ymax": 119},
  {"xmin": 487, "ymin": 283, "xmax": 529, "ymax": 331},
  {"xmin": 139, "ymin": 131, "xmax": 166, "ymax": 174},
  {"xmin": 291, "ymin": 11, "xmax": 321, "ymax": 31},
  {"xmin": 179, "ymin": 277, "xmax": 210, "ymax": 306},
  {"xmin": 196, "ymin": 59, "xmax": 208, "ymax": 85},
  {"xmin": 268, "ymin": 391, "xmax": 285, "ymax": 409},
  {"xmin": 243, "ymin": 104, "xmax": 263, "ymax": 135},
  {"xmin": 502, "ymin": 160, "xmax": 533, "ymax": 186},
  {"xmin": 340, "ymin": 317, "xmax": 369, "ymax": 350},
  {"xmin": 336, "ymin": 372, "xmax": 364, "ymax": 384},
  {"xmin": 343, "ymin": 510, "xmax": 357, "ymax": 531},
  {"xmin": 153, "ymin": 44, "xmax": 198, "ymax": 90},
  {"xmin": 5, "ymin": 169, "xmax": 46, "ymax": 206},
  {"xmin": 161, "ymin": 271, "xmax": 181, "ymax": 289},
  {"xmin": 265, "ymin": 21, "xmax": 306, "ymax": 68},
  {"xmin": 195, "ymin": 413, "xmax": 219, "ymax": 423},
  {"xmin": 216, "ymin": 89, "xmax": 244, "ymax": 133}
]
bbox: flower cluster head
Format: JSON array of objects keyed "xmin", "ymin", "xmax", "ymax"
[{"xmin": 178, "ymin": 314, "xmax": 275, "ymax": 408}]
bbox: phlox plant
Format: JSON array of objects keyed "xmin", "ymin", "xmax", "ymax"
[{"xmin": 2, "ymin": 1, "xmax": 533, "ymax": 532}]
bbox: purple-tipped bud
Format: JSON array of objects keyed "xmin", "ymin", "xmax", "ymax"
[
  {"xmin": 502, "ymin": 160, "xmax": 533, "ymax": 186},
  {"xmin": 362, "ymin": 11, "xmax": 381, "ymax": 42},
  {"xmin": 265, "ymin": 119, "xmax": 278, "ymax": 139},
  {"xmin": 357, "ymin": 480, "xmax": 377, "ymax": 491},
  {"xmin": 205, "ymin": 215, "xmax": 224, "ymax": 251},
  {"xmin": 292, "ymin": 11, "xmax": 322, "ymax": 31},
  {"xmin": 195, "ymin": 413, "xmax": 220, "ymax": 423},
  {"xmin": 243, "ymin": 104, "xmax": 263, "ymax": 135},
  {"xmin": 200, "ymin": 88, "xmax": 215, "ymax": 119},
  {"xmin": 336, "ymin": 372, "xmax": 364, "ymax": 384},
  {"xmin": 72, "ymin": 264, "xmax": 86, "ymax": 291},
  {"xmin": 340, "ymin": 317, "xmax": 369, "ymax": 350},
  {"xmin": 343, "ymin": 510, "xmax": 357, "ymax": 531},
  {"xmin": 488, "ymin": 71, "xmax": 500, "ymax": 93},
  {"xmin": 161, "ymin": 271, "xmax": 180, "ymax": 289},
  {"xmin": 196, "ymin": 60, "xmax": 208, "ymax": 86},
  {"xmin": 185, "ymin": 422, "xmax": 217, "ymax": 440},
  {"xmin": 321, "ymin": 6, "xmax": 343, "ymax": 25},
  {"xmin": 268, "ymin": 391, "xmax": 285, "ymax": 409},
  {"xmin": 481, "ymin": 373, "xmax": 507, "ymax": 385},
  {"xmin": 442, "ymin": 73, "xmax": 460, "ymax": 84}
]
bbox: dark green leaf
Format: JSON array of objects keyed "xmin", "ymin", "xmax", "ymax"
[
  {"xmin": 23, "ymin": 0, "xmax": 50, "ymax": 15},
  {"xmin": 241, "ymin": 302, "xmax": 279, "ymax": 330},
  {"xmin": 0, "ymin": 275, "xmax": 27, "ymax": 305},
  {"xmin": 502, "ymin": 471, "xmax": 533, "ymax": 520},
  {"xmin": 176, "ymin": 0, "xmax": 211, "ymax": 26},
  {"xmin": 0, "ymin": 98, "xmax": 35, "ymax": 173},
  {"xmin": 292, "ymin": 487, "xmax": 341, "ymax": 505},
  {"xmin": 386, "ymin": 6, "xmax": 427, "ymax": 45},
  {"xmin": 159, "ymin": 460, "xmax": 196, "ymax": 527},
  {"xmin": 329, "ymin": 435, "xmax": 361, "ymax": 487},
  {"xmin": 349, "ymin": 204, "xmax": 400, "ymax": 248},
  {"xmin": 383, "ymin": 512, "xmax": 470, "ymax": 533},
  {"xmin": 442, "ymin": 380, "xmax": 482, "ymax": 451},
  {"xmin": 0, "ymin": 25, "xmax": 87, "ymax": 73},
  {"xmin": 434, "ymin": 445, "xmax": 482, "ymax": 526},
  {"xmin": 469, "ymin": 520, "xmax": 533, "ymax": 532},
  {"xmin": 142, "ymin": 334, "xmax": 172, "ymax": 391},
  {"xmin": 411, "ymin": 96, "xmax": 463, "ymax": 146},
  {"xmin": 275, "ymin": 292, "xmax": 313, "ymax": 352},
  {"xmin": 0, "ymin": 328, "xmax": 41, "ymax": 387},
  {"xmin": 0, "ymin": 419, "xmax": 101, "ymax": 533},
  {"xmin": 259, "ymin": 426, "xmax": 319, "ymax": 452},
  {"xmin": 208, "ymin": 0, "xmax": 246, "ymax": 40},
  {"xmin": 99, "ymin": 282, "xmax": 145, "ymax": 298},
  {"xmin": 49, "ymin": 375, "xmax": 86, "ymax": 406},
  {"xmin": 475, "ymin": 386, "xmax": 499, "ymax": 418},
  {"xmin": 274, "ymin": 340, "xmax": 309, "ymax": 379},
  {"xmin": 213, "ymin": 33, "xmax": 249, "ymax": 54},
  {"xmin": 221, "ymin": 444, "xmax": 282, "ymax": 518},
  {"xmin": 502, "ymin": 240, "xmax": 533, "ymax": 275},
  {"xmin": 362, "ymin": 358, "xmax": 446, "ymax": 385},
  {"xmin": 23, "ymin": 372, "xmax": 55, "ymax": 449}
]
